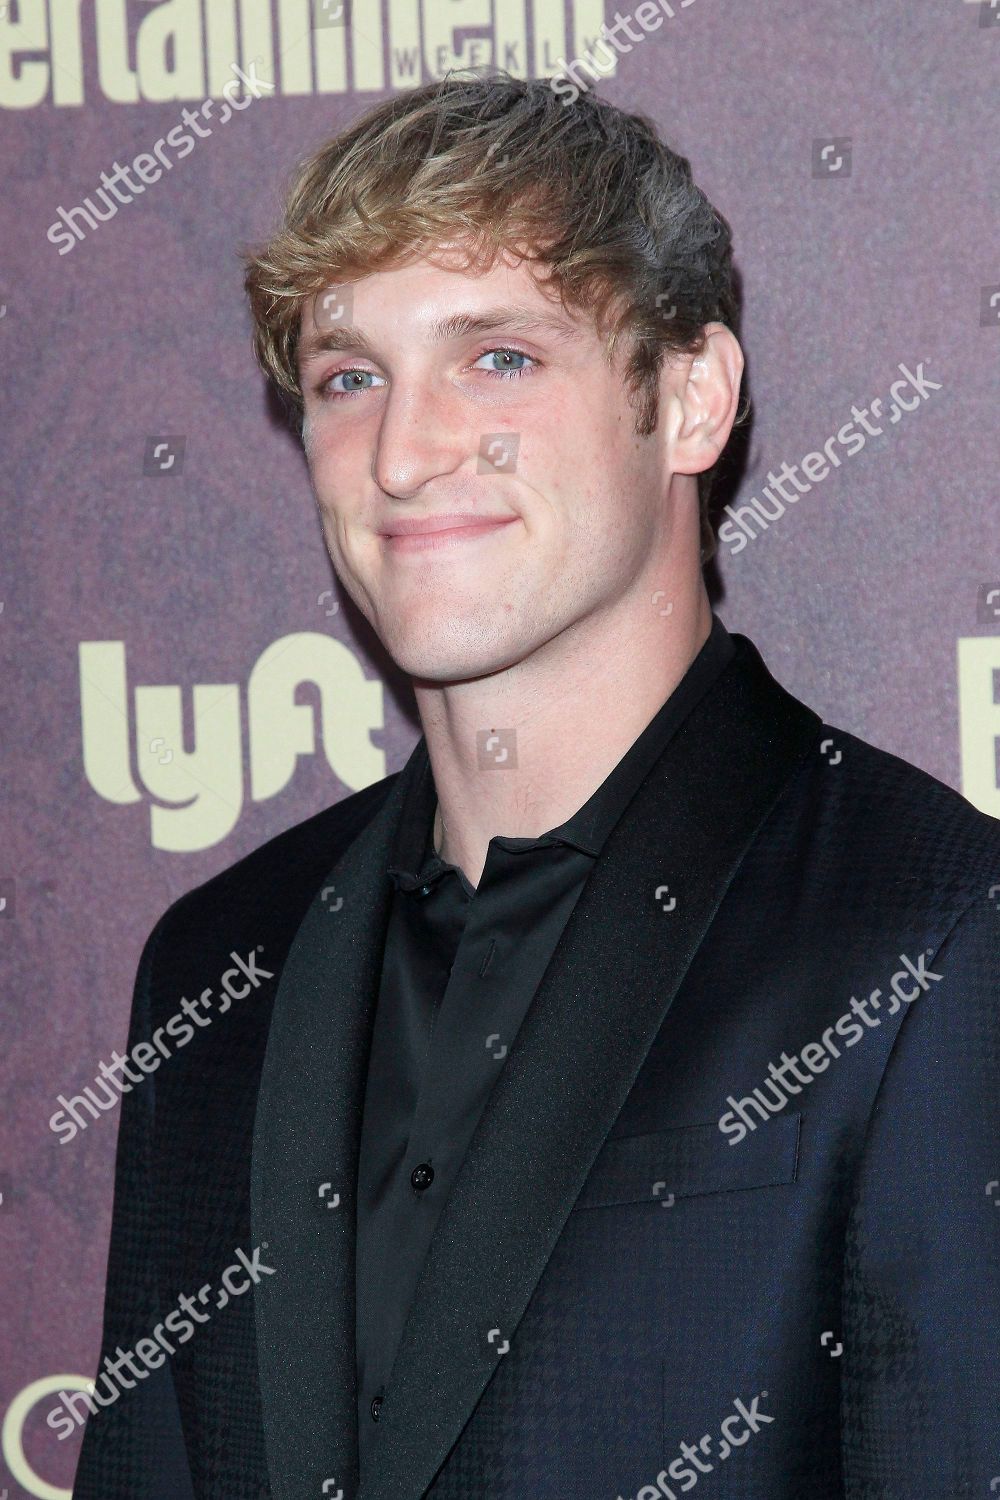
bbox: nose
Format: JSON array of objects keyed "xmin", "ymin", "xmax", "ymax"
[{"xmin": 372, "ymin": 376, "xmax": 469, "ymax": 500}]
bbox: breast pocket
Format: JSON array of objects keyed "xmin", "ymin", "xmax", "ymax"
[{"xmin": 570, "ymin": 1112, "xmax": 801, "ymax": 1210}]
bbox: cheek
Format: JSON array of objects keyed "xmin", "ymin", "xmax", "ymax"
[
  {"xmin": 566, "ymin": 480, "xmax": 653, "ymax": 583},
  {"xmin": 312, "ymin": 497, "xmax": 366, "ymax": 601},
  {"xmin": 307, "ymin": 412, "xmax": 368, "ymax": 486},
  {"xmin": 308, "ymin": 445, "xmax": 366, "ymax": 554}
]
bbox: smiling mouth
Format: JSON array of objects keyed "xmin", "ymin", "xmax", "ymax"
[{"xmin": 382, "ymin": 517, "xmax": 519, "ymax": 553}]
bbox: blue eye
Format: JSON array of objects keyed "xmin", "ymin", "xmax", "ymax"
[
  {"xmin": 474, "ymin": 348, "xmax": 535, "ymax": 378},
  {"xmin": 321, "ymin": 369, "xmax": 386, "ymax": 399}
]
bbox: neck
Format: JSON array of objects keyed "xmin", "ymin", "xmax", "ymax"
[{"xmin": 418, "ymin": 575, "xmax": 713, "ymax": 889}]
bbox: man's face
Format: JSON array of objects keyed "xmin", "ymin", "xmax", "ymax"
[{"xmin": 298, "ymin": 250, "xmax": 680, "ymax": 683}]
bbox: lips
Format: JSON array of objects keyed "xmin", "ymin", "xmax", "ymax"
[{"xmin": 381, "ymin": 515, "xmax": 518, "ymax": 552}]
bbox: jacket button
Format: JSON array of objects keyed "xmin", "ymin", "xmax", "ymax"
[
  {"xmin": 410, "ymin": 1162, "xmax": 434, "ymax": 1191},
  {"xmin": 371, "ymin": 1394, "xmax": 383, "ymax": 1422}
]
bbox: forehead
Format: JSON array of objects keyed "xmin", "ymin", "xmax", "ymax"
[{"xmin": 296, "ymin": 254, "xmax": 598, "ymax": 367}]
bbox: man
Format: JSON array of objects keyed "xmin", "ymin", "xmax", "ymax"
[{"xmin": 73, "ymin": 71, "xmax": 998, "ymax": 1500}]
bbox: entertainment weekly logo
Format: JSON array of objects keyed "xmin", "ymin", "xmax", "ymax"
[{"xmin": 0, "ymin": 0, "xmax": 612, "ymax": 109}]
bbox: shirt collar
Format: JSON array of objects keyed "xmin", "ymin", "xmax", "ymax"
[{"xmin": 388, "ymin": 612, "xmax": 735, "ymax": 888}]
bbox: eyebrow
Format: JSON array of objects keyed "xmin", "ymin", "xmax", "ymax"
[{"xmin": 296, "ymin": 305, "xmax": 585, "ymax": 369}]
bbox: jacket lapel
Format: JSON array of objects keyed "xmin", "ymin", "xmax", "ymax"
[
  {"xmin": 358, "ymin": 636, "xmax": 821, "ymax": 1500},
  {"xmin": 250, "ymin": 754, "xmax": 415, "ymax": 1500}
]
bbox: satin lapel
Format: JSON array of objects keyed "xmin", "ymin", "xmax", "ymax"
[
  {"xmin": 359, "ymin": 638, "xmax": 822, "ymax": 1500},
  {"xmin": 250, "ymin": 753, "xmax": 417, "ymax": 1500}
]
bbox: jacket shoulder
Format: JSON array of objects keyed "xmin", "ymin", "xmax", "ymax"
[
  {"xmin": 798, "ymin": 721, "xmax": 1000, "ymax": 908},
  {"xmin": 148, "ymin": 770, "xmax": 401, "ymax": 950}
]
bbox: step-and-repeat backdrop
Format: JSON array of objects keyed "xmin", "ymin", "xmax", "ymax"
[{"xmin": 2, "ymin": 1, "xmax": 998, "ymax": 1493}]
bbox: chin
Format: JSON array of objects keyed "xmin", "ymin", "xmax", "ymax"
[{"xmin": 379, "ymin": 611, "xmax": 526, "ymax": 685}]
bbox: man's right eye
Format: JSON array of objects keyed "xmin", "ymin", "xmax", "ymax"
[{"xmin": 317, "ymin": 369, "xmax": 387, "ymax": 400}]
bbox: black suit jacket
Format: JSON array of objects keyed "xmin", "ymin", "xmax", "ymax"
[{"xmin": 73, "ymin": 631, "xmax": 1000, "ymax": 1500}]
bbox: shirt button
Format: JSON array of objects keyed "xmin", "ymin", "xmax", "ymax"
[
  {"xmin": 410, "ymin": 1162, "xmax": 434, "ymax": 1191},
  {"xmin": 417, "ymin": 883, "xmax": 432, "ymax": 897},
  {"xmin": 370, "ymin": 1393, "xmax": 383, "ymax": 1422}
]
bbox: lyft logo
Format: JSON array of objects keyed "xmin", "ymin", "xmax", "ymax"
[{"xmin": 79, "ymin": 633, "xmax": 384, "ymax": 851}]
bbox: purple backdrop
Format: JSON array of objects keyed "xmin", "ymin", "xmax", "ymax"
[{"xmin": 2, "ymin": 1, "xmax": 999, "ymax": 1493}]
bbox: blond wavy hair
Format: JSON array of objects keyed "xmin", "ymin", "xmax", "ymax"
[{"xmin": 242, "ymin": 69, "xmax": 747, "ymax": 563}]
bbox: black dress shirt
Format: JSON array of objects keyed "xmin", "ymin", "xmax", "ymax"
[{"xmin": 354, "ymin": 613, "xmax": 735, "ymax": 1475}]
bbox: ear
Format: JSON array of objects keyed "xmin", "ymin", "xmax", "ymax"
[{"xmin": 665, "ymin": 323, "xmax": 745, "ymax": 477}]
